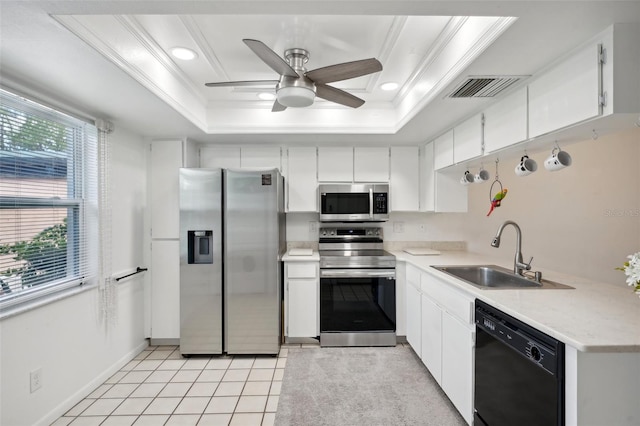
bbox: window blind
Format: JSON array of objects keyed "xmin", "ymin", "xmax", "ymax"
[{"xmin": 0, "ymin": 89, "xmax": 98, "ymax": 310}]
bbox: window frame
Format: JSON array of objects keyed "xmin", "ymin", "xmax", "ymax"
[{"xmin": 0, "ymin": 89, "xmax": 98, "ymax": 317}]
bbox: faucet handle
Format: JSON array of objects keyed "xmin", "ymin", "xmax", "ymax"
[{"xmin": 525, "ymin": 256, "xmax": 534, "ymax": 270}]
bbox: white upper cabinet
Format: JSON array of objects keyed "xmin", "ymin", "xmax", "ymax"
[
  {"xmin": 150, "ymin": 139, "xmax": 184, "ymax": 239},
  {"xmin": 241, "ymin": 146, "xmax": 282, "ymax": 171},
  {"xmin": 390, "ymin": 147, "xmax": 419, "ymax": 212},
  {"xmin": 528, "ymin": 42, "xmax": 602, "ymax": 138},
  {"xmin": 453, "ymin": 114, "xmax": 483, "ymax": 163},
  {"xmin": 484, "ymin": 87, "xmax": 528, "ymax": 153},
  {"xmin": 433, "ymin": 130, "xmax": 454, "ymax": 170},
  {"xmin": 354, "ymin": 147, "xmax": 389, "ymax": 182},
  {"xmin": 200, "ymin": 146, "xmax": 241, "ymax": 169},
  {"xmin": 317, "ymin": 147, "xmax": 353, "ymax": 182},
  {"xmin": 419, "ymin": 143, "xmax": 436, "ymax": 212},
  {"xmin": 286, "ymin": 147, "xmax": 318, "ymax": 212}
]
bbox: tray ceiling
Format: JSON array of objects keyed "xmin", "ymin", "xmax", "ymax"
[{"xmin": 55, "ymin": 14, "xmax": 515, "ymax": 134}]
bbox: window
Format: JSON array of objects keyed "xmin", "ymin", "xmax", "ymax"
[{"xmin": 0, "ymin": 89, "xmax": 97, "ymax": 312}]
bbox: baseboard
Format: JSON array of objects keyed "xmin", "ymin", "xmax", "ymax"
[{"xmin": 36, "ymin": 339, "xmax": 149, "ymax": 426}]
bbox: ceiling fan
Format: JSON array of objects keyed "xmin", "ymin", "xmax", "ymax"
[{"xmin": 205, "ymin": 39, "xmax": 383, "ymax": 112}]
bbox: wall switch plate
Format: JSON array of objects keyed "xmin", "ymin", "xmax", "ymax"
[
  {"xmin": 393, "ymin": 222, "xmax": 405, "ymax": 233},
  {"xmin": 30, "ymin": 368, "xmax": 42, "ymax": 393},
  {"xmin": 309, "ymin": 221, "xmax": 317, "ymax": 233}
]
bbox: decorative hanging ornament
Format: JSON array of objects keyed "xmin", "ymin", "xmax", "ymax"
[{"xmin": 487, "ymin": 159, "xmax": 508, "ymax": 217}]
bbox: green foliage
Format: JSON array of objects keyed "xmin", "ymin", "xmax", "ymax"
[
  {"xmin": 0, "ymin": 219, "xmax": 68, "ymax": 288},
  {"xmin": 0, "ymin": 106, "xmax": 67, "ymax": 152}
]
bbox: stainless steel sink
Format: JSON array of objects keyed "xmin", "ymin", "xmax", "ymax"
[{"xmin": 432, "ymin": 265, "xmax": 574, "ymax": 290}]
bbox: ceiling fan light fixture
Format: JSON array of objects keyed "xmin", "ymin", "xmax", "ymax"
[
  {"xmin": 170, "ymin": 47, "xmax": 198, "ymax": 61},
  {"xmin": 277, "ymin": 86, "xmax": 315, "ymax": 108}
]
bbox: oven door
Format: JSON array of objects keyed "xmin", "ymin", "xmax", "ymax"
[{"xmin": 319, "ymin": 269, "xmax": 396, "ymax": 346}]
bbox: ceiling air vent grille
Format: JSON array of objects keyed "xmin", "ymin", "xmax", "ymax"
[{"xmin": 448, "ymin": 76, "xmax": 525, "ymax": 98}]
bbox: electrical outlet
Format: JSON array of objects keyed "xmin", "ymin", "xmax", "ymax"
[
  {"xmin": 309, "ymin": 221, "xmax": 317, "ymax": 233},
  {"xmin": 419, "ymin": 224, "xmax": 426, "ymax": 232},
  {"xmin": 30, "ymin": 368, "xmax": 42, "ymax": 393}
]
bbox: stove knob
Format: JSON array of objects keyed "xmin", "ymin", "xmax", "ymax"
[
  {"xmin": 530, "ymin": 345, "xmax": 541, "ymax": 362},
  {"xmin": 375, "ymin": 229, "xmax": 380, "ymax": 235},
  {"xmin": 330, "ymin": 230, "xmax": 335, "ymax": 235}
]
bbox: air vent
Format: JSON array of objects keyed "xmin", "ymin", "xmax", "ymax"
[{"xmin": 447, "ymin": 76, "xmax": 526, "ymax": 98}]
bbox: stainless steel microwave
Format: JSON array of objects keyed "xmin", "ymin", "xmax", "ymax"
[{"xmin": 319, "ymin": 184, "xmax": 389, "ymax": 222}]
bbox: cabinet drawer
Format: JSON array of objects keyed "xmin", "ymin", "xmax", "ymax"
[
  {"xmin": 287, "ymin": 263, "xmax": 317, "ymax": 279},
  {"xmin": 421, "ymin": 273, "xmax": 474, "ymax": 325}
]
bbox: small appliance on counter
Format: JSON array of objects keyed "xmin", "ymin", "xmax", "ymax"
[{"xmin": 179, "ymin": 168, "xmax": 285, "ymax": 356}]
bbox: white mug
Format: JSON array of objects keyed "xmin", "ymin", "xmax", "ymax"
[
  {"xmin": 460, "ymin": 171, "xmax": 474, "ymax": 185},
  {"xmin": 474, "ymin": 169, "xmax": 490, "ymax": 183},
  {"xmin": 544, "ymin": 149, "xmax": 572, "ymax": 171},
  {"xmin": 515, "ymin": 155, "xmax": 537, "ymax": 176}
]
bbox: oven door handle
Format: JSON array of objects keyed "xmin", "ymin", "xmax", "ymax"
[{"xmin": 320, "ymin": 269, "xmax": 396, "ymax": 278}]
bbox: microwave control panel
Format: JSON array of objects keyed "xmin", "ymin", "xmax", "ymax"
[{"xmin": 373, "ymin": 192, "xmax": 388, "ymax": 213}]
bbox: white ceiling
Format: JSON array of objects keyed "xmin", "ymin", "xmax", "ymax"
[{"xmin": 1, "ymin": 1, "xmax": 640, "ymax": 145}]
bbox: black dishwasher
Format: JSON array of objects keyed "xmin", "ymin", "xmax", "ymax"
[{"xmin": 474, "ymin": 300, "xmax": 565, "ymax": 426}]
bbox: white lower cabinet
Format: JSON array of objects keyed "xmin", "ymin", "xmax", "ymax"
[
  {"xmin": 420, "ymin": 294, "xmax": 442, "ymax": 385},
  {"xmin": 405, "ymin": 266, "xmax": 475, "ymax": 425},
  {"xmin": 441, "ymin": 312, "xmax": 474, "ymax": 425},
  {"xmin": 284, "ymin": 262, "xmax": 319, "ymax": 338},
  {"xmin": 406, "ymin": 279, "xmax": 422, "ymax": 357}
]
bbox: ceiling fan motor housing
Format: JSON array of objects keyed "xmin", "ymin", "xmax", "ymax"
[{"xmin": 277, "ymin": 48, "xmax": 316, "ymax": 107}]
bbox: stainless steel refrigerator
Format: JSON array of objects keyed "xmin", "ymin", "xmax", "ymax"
[{"xmin": 179, "ymin": 168, "xmax": 285, "ymax": 356}]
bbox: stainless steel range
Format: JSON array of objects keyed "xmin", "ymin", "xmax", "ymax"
[{"xmin": 319, "ymin": 227, "xmax": 396, "ymax": 347}]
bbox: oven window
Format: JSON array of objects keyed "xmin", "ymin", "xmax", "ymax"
[
  {"xmin": 320, "ymin": 276, "xmax": 395, "ymax": 332},
  {"xmin": 321, "ymin": 193, "xmax": 370, "ymax": 214}
]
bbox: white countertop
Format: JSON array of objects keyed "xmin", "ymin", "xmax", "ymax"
[{"xmin": 393, "ymin": 250, "xmax": 640, "ymax": 353}]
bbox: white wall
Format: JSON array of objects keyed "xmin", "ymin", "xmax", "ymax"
[
  {"xmin": 286, "ymin": 128, "xmax": 640, "ymax": 286},
  {"xmin": 0, "ymin": 126, "xmax": 149, "ymax": 426}
]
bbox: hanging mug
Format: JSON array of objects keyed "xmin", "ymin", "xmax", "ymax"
[
  {"xmin": 544, "ymin": 148, "xmax": 572, "ymax": 171},
  {"xmin": 515, "ymin": 155, "xmax": 537, "ymax": 176},
  {"xmin": 460, "ymin": 171, "xmax": 474, "ymax": 185}
]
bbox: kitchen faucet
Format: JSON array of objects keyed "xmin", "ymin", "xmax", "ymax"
[{"xmin": 491, "ymin": 220, "xmax": 533, "ymax": 276}]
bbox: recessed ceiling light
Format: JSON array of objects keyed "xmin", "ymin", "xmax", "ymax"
[
  {"xmin": 380, "ymin": 82, "xmax": 399, "ymax": 91},
  {"xmin": 170, "ymin": 47, "xmax": 198, "ymax": 61},
  {"xmin": 258, "ymin": 92, "xmax": 276, "ymax": 101}
]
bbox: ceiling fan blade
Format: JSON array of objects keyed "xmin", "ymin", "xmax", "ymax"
[
  {"xmin": 306, "ymin": 58, "xmax": 382, "ymax": 84},
  {"xmin": 205, "ymin": 80, "xmax": 278, "ymax": 87},
  {"xmin": 271, "ymin": 100, "xmax": 287, "ymax": 112},
  {"xmin": 243, "ymin": 39, "xmax": 299, "ymax": 78},
  {"xmin": 315, "ymin": 84, "xmax": 365, "ymax": 108}
]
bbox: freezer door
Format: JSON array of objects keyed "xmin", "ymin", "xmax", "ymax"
[
  {"xmin": 224, "ymin": 169, "xmax": 283, "ymax": 355},
  {"xmin": 179, "ymin": 168, "xmax": 223, "ymax": 355}
]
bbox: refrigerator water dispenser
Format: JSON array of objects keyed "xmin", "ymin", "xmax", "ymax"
[{"xmin": 188, "ymin": 230, "xmax": 213, "ymax": 264}]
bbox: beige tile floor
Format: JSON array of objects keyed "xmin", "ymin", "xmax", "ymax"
[{"xmin": 51, "ymin": 344, "xmax": 294, "ymax": 426}]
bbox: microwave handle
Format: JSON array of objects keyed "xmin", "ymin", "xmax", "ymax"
[{"xmin": 369, "ymin": 188, "xmax": 373, "ymax": 219}]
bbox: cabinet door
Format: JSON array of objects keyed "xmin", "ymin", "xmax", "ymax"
[
  {"xmin": 150, "ymin": 140, "xmax": 183, "ymax": 239},
  {"xmin": 419, "ymin": 142, "xmax": 435, "ymax": 212},
  {"xmin": 200, "ymin": 146, "xmax": 241, "ymax": 168},
  {"xmin": 317, "ymin": 147, "xmax": 353, "ymax": 182},
  {"xmin": 286, "ymin": 278, "xmax": 318, "ymax": 338},
  {"xmin": 529, "ymin": 43, "xmax": 601, "ymax": 138},
  {"xmin": 453, "ymin": 114, "xmax": 483, "ymax": 163},
  {"xmin": 241, "ymin": 146, "xmax": 282, "ymax": 171},
  {"xmin": 421, "ymin": 294, "xmax": 443, "ymax": 385},
  {"xmin": 354, "ymin": 147, "xmax": 389, "ymax": 182},
  {"xmin": 150, "ymin": 240, "xmax": 180, "ymax": 339},
  {"xmin": 286, "ymin": 147, "xmax": 318, "ymax": 212},
  {"xmin": 390, "ymin": 147, "xmax": 419, "ymax": 211},
  {"xmin": 405, "ymin": 282, "xmax": 422, "ymax": 357},
  {"xmin": 442, "ymin": 313, "xmax": 474, "ymax": 425},
  {"xmin": 433, "ymin": 130, "xmax": 454, "ymax": 170},
  {"xmin": 484, "ymin": 87, "xmax": 528, "ymax": 153}
]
